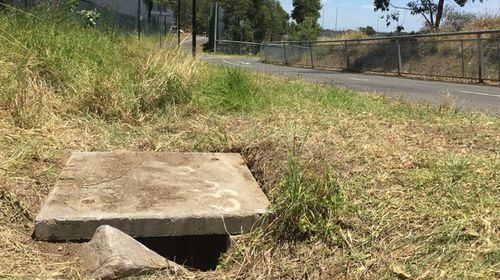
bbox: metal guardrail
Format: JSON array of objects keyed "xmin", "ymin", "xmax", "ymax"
[
  {"xmin": 215, "ymin": 40, "xmax": 263, "ymax": 56},
  {"xmin": 217, "ymin": 30, "xmax": 500, "ymax": 83}
]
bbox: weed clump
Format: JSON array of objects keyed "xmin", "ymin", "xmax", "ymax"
[
  {"xmin": 267, "ymin": 154, "xmax": 344, "ymax": 243},
  {"xmin": 201, "ymin": 67, "xmax": 268, "ymax": 112}
]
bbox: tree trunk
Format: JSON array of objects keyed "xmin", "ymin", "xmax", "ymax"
[
  {"xmin": 428, "ymin": 0, "xmax": 435, "ymax": 27},
  {"xmin": 435, "ymin": 0, "xmax": 445, "ymax": 28}
]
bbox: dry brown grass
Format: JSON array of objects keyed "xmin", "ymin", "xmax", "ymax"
[
  {"xmin": 467, "ymin": 14, "xmax": 500, "ymax": 31},
  {"xmin": 1, "ymin": 8, "xmax": 499, "ymax": 279},
  {"xmin": 1, "ymin": 72, "xmax": 499, "ymax": 279}
]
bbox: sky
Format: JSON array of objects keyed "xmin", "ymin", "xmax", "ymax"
[{"xmin": 277, "ymin": 0, "xmax": 500, "ymax": 32}]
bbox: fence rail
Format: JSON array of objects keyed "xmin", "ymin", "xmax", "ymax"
[{"xmin": 217, "ymin": 29, "xmax": 500, "ymax": 83}]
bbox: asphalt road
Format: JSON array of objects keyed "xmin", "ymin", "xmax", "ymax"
[{"xmin": 202, "ymin": 55, "xmax": 500, "ymax": 114}]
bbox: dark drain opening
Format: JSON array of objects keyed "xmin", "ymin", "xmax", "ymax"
[{"xmin": 137, "ymin": 234, "xmax": 230, "ymax": 271}]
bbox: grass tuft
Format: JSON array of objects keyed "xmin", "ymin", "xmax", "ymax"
[
  {"xmin": 201, "ymin": 67, "xmax": 268, "ymax": 112},
  {"xmin": 267, "ymin": 153, "xmax": 344, "ymax": 243},
  {"xmin": 0, "ymin": 189, "xmax": 33, "ymax": 223}
]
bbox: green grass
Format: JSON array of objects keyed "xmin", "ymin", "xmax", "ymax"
[
  {"xmin": 0, "ymin": 4, "xmax": 201, "ymax": 127},
  {"xmin": 267, "ymin": 154, "xmax": 344, "ymax": 244},
  {"xmin": 0, "ymin": 4, "xmax": 499, "ymax": 280},
  {"xmin": 200, "ymin": 67, "xmax": 269, "ymax": 112}
]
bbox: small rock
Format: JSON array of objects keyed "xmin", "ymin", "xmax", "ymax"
[
  {"xmin": 57, "ymin": 246, "xmax": 63, "ymax": 251},
  {"xmin": 79, "ymin": 225, "xmax": 186, "ymax": 280}
]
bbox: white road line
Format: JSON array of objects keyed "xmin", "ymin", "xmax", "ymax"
[
  {"xmin": 459, "ymin": 90, "xmax": 500, "ymax": 98},
  {"xmin": 349, "ymin": 77, "xmax": 370, "ymax": 82},
  {"xmin": 222, "ymin": 60, "xmax": 251, "ymax": 67}
]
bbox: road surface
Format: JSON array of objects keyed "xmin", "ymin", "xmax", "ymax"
[{"xmin": 202, "ymin": 55, "xmax": 500, "ymax": 114}]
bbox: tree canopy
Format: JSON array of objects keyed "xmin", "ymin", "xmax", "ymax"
[
  {"xmin": 291, "ymin": 0, "xmax": 321, "ymax": 24},
  {"xmin": 289, "ymin": 0, "xmax": 321, "ymax": 41},
  {"xmin": 373, "ymin": 0, "xmax": 485, "ymax": 29},
  {"xmin": 219, "ymin": 0, "xmax": 289, "ymax": 42},
  {"xmin": 151, "ymin": 0, "xmax": 288, "ymax": 42},
  {"xmin": 359, "ymin": 26, "xmax": 377, "ymax": 36}
]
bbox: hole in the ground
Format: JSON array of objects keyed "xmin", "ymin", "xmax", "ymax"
[{"xmin": 137, "ymin": 234, "xmax": 230, "ymax": 271}]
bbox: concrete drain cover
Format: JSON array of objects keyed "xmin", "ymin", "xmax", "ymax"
[{"xmin": 35, "ymin": 152, "xmax": 270, "ymax": 241}]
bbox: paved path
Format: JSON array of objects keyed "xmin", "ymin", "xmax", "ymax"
[{"xmin": 202, "ymin": 55, "xmax": 500, "ymax": 114}]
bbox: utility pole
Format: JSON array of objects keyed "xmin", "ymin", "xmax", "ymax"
[
  {"xmin": 214, "ymin": 2, "xmax": 218, "ymax": 52},
  {"xmin": 240, "ymin": 19, "xmax": 244, "ymax": 42},
  {"xmin": 335, "ymin": 7, "xmax": 339, "ymax": 32},
  {"xmin": 177, "ymin": 0, "xmax": 181, "ymax": 45},
  {"xmin": 159, "ymin": 8, "xmax": 163, "ymax": 47},
  {"xmin": 322, "ymin": 7, "xmax": 325, "ymax": 29},
  {"xmin": 137, "ymin": 0, "xmax": 141, "ymax": 41},
  {"xmin": 192, "ymin": 0, "xmax": 197, "ymax": 57}
]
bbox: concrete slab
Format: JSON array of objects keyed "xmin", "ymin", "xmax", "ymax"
[{"xmin": 35, "ymin": 152, "xmax": 270, "ymax": 241}]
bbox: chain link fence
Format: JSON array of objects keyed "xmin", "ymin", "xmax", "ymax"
[
  {"xmin": 215, "ymin": 40, "xmax": 262, "ymax": 55},
  {"xmin": 9, "ymin": 0, "xmax": 173, "ymax": 36},
  {"xmin": 218, "ymin": 30, "xmax": 500, "ymax": 83}
]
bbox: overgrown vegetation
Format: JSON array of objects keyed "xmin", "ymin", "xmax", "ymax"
[
  {"xmin": 267, "ymin": 154, "xmax": 344, "ymax": 243},
  {"xmin": 1, "ymin": 5, "xmax": 499, "ymax": 280},
  {"xmin": 374, "ymin": 0, "xmax": 487, "ymax": 30},
  {"xmin": 200, "ymin": 67, "xmax": 269, "ymax": 112},
  {"xmin": 0, "ymin": 4, "xmax": 201, "ymax": 127}
]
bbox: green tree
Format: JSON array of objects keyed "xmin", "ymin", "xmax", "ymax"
[
  {"xmin": 290, "ymin": 18, "xmax": 320, "ymax": 41},
  {"xmin": 220, "ymin": 0, "xmax": 253, "ymax": 41},
  {"xmin": 152, "ymin": 0, "xmax": 212, "ymax": 34},
  {"xmin": 270, "ymin": 2, "xmax": 290, "ymax": 41},
  {"xmin": 218, "ymin": 0, "xmax": 288, "ymax": 42},
  {"xmin": 373, "ymin": 0, "xmax": 485, "ymax": 30},
  {"xmin": 155, "ymin": 0, "xmax": 289, "ymax": 42},
  {"xmin": 252, "ymin": 2, "xmax": 273, "ymax": 42},
  {"xmin": 251, "ymin": 0, "xmax": 289, "ymax": 42},
  {"xmin": 359, "ymin": 25, "xmax": 376, "ymax": 36},
  {"xmin": 291, "ymin": 0, "xmax": 321, "ymax": 24}
]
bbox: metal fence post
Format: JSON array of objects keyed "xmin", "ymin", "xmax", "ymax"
[
  {"xmin": 309, "ymin": 42, "xmax": 315, "ymax": 68},
  {"xmin": 283, "ymin": 43, "xmax": 288, "ymax": 65},
  {"xmin": 344, "ymin": 41, "xmax": 349, "ymax": 70},
  {"xmin": 396, "ymin": 39, "xmax": 403, "ymax": 76},
  {"xmin": 461, "ymin": 40, "xmax": 465, "ymax": 78},
  {"xmin": 257, "ymin": 30, "xmax": 500, "ymax": 81},
  {"xmin": 477, "ymin": 33, "xmax": 484, "ymax": 83},
  {"xmin": 497, "ymin": 40, "xmax": 500, "ymax": 82},
  {"xmin": 263, "ymin": 43, "xmax": 268, "ymax": 62},
  {"xmin": 177, "ymin": 0, "xmax": 181, "ymax": 45},
  {"xmin": 137, "ymin": 0, "xmax": 141, "ymax": 41}
]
